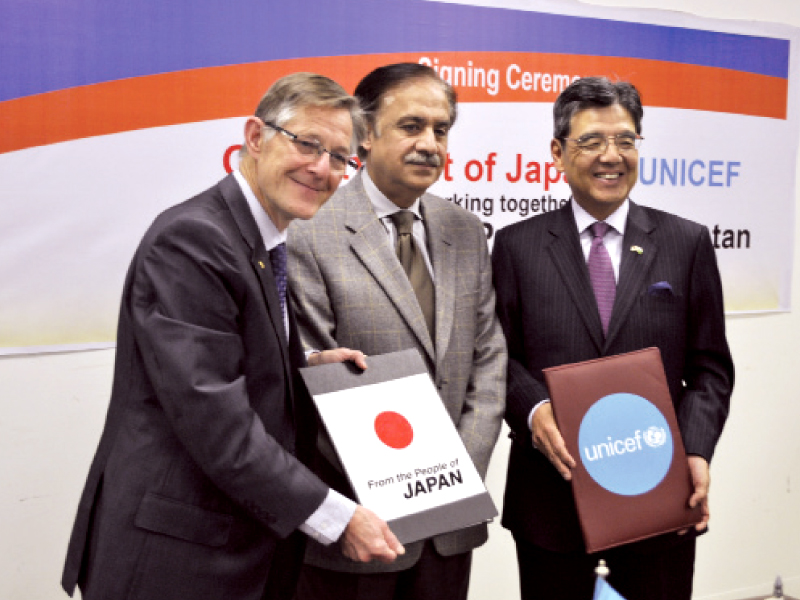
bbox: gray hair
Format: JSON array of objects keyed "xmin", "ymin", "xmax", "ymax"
[{"xmin": 242, "ymin": 72, "xmax": 365, "ymax": 156}]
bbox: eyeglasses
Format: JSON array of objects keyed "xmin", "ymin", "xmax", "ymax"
[
  {"xmin": 562, "ymin": 133, "xmax": 643, "ymax": 155},
  {"xmin": 263, "ymin": 121, "xmax": 358, "ymax": 171}
]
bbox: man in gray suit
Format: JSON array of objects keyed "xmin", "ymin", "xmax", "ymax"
[
  {"xmin": 492, "ymin": 77, "xmax": 734, "ymax": 600},
  {"xmin": 61, "ymin": 73, "xmax": 404, "ymax": 600},
  {"xmin": 288, "ymin": 63, "xmax": 507, "ymax": 600}
]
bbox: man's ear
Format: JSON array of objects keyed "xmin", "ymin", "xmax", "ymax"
[
  {"xmin": 243, "ymin": 117, "xmax": 264, "ymax": 157},
  {"xmin": 551, "ymin": 138, "xmax": 565, "ymax": 172},
  {"xmin": 361, "ymin": 124, "xmax": 376, "ymax": 153}
]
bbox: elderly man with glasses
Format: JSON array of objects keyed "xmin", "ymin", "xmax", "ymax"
[
  {"xmin": 61, "ymin": 72, "xmax": 404, "ymax": 600},
  {"xmin": 492, "ymin": 76, "xmax": 733, "ymax": 600}
]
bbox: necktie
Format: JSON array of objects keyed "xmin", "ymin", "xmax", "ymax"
[
  {"xmin": 269, "ymin": 242, "xmax": 288, "ymax": 335},
  {"xmin": 390, "ymin": 210, "xmax": 435, "ymax": 337},
  {"xmin": 587, "ymin": 222, "xmax": 616, "ymax": 336}
]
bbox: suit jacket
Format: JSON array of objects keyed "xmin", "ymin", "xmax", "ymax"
[
  {"xmin": 61, "ymin": 174, "xmax": 329, "ymax": 600},
  {"xmin": 287, "ymin": 170, "xmax": 507, "ymax": 573},
  {"xmin": 492, "ymin": 200, "xmax": 734, "ymax": 552}
]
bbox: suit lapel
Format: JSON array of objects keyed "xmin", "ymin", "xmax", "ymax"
[
  {"xmin": 219, "ymin": 174, "xmax": 294, "ymax": 398},
  {"xmin": 547, "ymin": 204, "xmax": 605, "ymax": 352},
  {"xmin": 422, "ymin": 196, "xmax": 455, "ymax": 365},
  {"xmin": 606, "ymin": 201, "xmax": 656, "ymax": 349},
  {"xmin": 344, "ymin": 174, "xmax": 436, "ymax": 361}
]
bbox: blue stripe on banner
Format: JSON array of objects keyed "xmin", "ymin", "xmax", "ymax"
[{"xmin": 1, "ymin": 0, "xmax": 789, "ymax": 102}]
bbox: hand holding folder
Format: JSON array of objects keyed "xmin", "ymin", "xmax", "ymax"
[{"xmin": 544, "ymin": 347, "xmax": 703, "ymax": 552}]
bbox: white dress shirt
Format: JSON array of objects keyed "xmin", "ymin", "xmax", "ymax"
[
  {"xmin": 572, "ymin": 198, "xmax": 629, "ymax": 282},
  {"xmin": 362, "ymin": 168, "xmax": 435, "ymax": 279}
]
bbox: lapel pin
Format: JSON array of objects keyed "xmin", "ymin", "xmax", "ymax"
[
  {"xmin": 630, "ymin": 245, "xmax": 643, "ymax": 255},
  {"xmin": 258, "ymin": 260, "xmax": 266, "ymax": 269}
]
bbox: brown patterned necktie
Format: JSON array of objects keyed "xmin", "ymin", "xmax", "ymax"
[{"xmin": 390, "ymin": 210, "xmax": 435, "ymax": 337}]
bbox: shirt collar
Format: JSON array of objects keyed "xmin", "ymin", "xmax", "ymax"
[
  {"xmin": 233, "ymin": 169, "xmax": 286, "ymax": 251},
  {"xmin": 571, "ymin": 198, "xmax": 629, "ymax": 236},
  {"xmin": 361, "ymin": 168, "xmax": 423, "ymax": 220}
]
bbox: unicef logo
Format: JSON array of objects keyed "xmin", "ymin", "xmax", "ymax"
[
  {"xmin": 643, "ymin": 426, "xmax": 668, "ymax": 448},
  {"xmin": 578, "ymin": 393, "xmax": 673, "ymax": 496}
]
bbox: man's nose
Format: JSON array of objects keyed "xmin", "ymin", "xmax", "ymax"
[
  {"xmin": 599, "ymin": 137, "xmax": 624, "ymax": 161},
  {"xmin": 415, "ymin": 127, "xmax": 438, "ymax": 152},
  {"xmin": 306, "ymin": 149, "xmax": 332, "ymax": 175}
]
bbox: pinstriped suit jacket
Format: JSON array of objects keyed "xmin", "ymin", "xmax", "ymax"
[
  {"xmin": 287, "ymin": 170, "xmax": 507, "ymax": 573},
  {"xmin": 492, "ymin": 200, "xmax": 733, "ymax": 552}
]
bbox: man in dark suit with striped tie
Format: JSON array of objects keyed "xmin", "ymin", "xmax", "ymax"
[{"xmin": 492, "ymin": 76, "xmax": 734, "ymax": 600}]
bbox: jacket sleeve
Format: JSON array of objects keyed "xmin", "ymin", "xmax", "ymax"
[
  {"xmin": 132, "ymin": 210, "xmax": 329, "ymax": 538},
  {"xmin": 453, "ymin": 222, "xmax": 507, "ymax": 479},
  {"xmin": 285, "ymin": 220, "xmax": 339, "ymax": 354},
  {"xmin": 675, "ymin": 226, "xmax": 734, "ymax": 461},
  {"xmin": 491, "ymin": 227, "xmax": 551, "ymax": 438}
]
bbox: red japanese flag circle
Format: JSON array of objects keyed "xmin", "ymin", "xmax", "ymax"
[{"xmin": 374, "ymin": 411, "xmax": 414, "ymax": 449}]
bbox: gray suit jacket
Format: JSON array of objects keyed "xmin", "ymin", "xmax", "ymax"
[
  {"xmin": 288, "ymin": 170, "xmax": 507, "ymax": 573},
  {"xmin": 492, "ymin": 200, "xmax": 734, "ymax": 552}
]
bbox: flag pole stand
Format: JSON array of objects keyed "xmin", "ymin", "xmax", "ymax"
[{"xmin": 595, "ymin": 559, "xmax": 610, "ymax": 580}]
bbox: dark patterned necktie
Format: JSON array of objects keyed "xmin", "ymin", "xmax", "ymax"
[
  {"xmin": 390, "ymin": 210, "xmax": 435, "ymax": 337},
  {"xmin": 587, "ymin": 222, "xmax": 616, "ymax": 336},
  {"xmin": 269, "ymin": 242, "xmax": 288, "ymax": 330}
]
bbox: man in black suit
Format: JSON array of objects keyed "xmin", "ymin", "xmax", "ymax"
[
  {"xmin": 492, "ymin": 77, "xmax": 734, "ymax": 600},
  {"xmin": 61, "ymin": 72, "xmax": 403, "ymax": 600}
]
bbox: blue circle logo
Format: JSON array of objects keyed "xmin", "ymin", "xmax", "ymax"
[{"xmin": 578, "ymin": 393, "xmax": 673, "ymax": 496}]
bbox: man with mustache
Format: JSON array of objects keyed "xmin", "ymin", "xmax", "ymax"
[{"xmin": 287, "ymin": 63, "xmax": 507, "ymax": 600}]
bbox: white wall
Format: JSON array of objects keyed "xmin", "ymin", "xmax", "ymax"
[{"xmin": 2, "ymin": 1, "xmax": 799, "ymax": 599}]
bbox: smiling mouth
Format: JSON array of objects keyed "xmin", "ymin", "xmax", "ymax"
[
  {"xmin": 595, "ymin": 173, "xmax": 622, "ymax": 180},
  {"xmin": 292, "ymin": 177, "xmax": 324, "ymax": 192}
]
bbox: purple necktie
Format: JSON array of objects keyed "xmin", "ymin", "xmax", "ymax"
[
  {"xmin": 269, "ymin": 242, "xmax": 288, "ymax": 331},
  {"xmin": 587, "ymin": 222, "xmax": 616, "ymax": 336}
]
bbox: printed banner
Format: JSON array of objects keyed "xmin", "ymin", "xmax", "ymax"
[{"xmin": 1, "ymin": 0, "xmax": 798, "ymax": 353}]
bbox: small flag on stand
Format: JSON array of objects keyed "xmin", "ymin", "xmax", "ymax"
[
  {"xmin": 592, "ymin": 576, "xmax": 626, "ymax": 600},
  {"xmin": 766, "ymin": 575, "xmax": 784, "ymax": 599},
  {"xmin": 592, "ymin": 559, "xmax": 626, "ymax": 600}
]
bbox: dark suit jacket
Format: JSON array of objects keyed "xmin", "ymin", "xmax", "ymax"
[
  {"xmin": 492, "ymin": 200, "xmax": 733, "ymax": 552},
  {"xmin": 61, "ymin": 174, "xmax": 329, "ymax": 600}
]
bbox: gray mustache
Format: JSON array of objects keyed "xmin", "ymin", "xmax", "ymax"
[{"xmin": 404, "ymin": 152, "xmax": 442, "ymax": 167}]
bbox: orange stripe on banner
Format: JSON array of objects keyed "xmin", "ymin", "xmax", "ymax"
[
  {"xmin": 0, "ymin": 52, "xmax": 787, "ymax": 154},
  {"xmin": 421, "ymin": 52, "xmax": 787, "ymax": 118}
]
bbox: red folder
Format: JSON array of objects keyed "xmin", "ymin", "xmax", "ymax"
[{"xmin": 543, "ymin": 347, "xmax": 702, "ymax": 552}]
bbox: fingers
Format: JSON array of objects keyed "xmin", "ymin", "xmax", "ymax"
[
  {"xmin": 531, "ymin": 403, "xmax": 576, "ymax": 480},
  {"xmin": 687, "ymin": 455, "xmax": 711, "ymax": 532},
  {"xmin": 688, "ymin": 481, "xmax": 711, "ymax": 532},
  {"xmin": 694, "ymin": 498, "xmax": 710, "ymax": 532},
  {"xmin": 347, "ymin": 349, "xmax": 369, "ymax": 371},
  {"xmin": 309, "ymin": 348, "xmax": 368, "ymax": 370},
  {"xmin": 340, "ymin": 506, "xmax": 405, "ymax": 564},
  {"xmin": 380, "ymin": 521, "xmax": 405, "ymax": 559}
]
